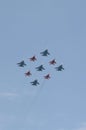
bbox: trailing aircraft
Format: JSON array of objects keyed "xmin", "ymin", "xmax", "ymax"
[
  {"xmin": 30, "ymin": 79, "xmax": 40, "ymax": 86},
  {"xmin": 36, "ymin": 65, "xmax": 45, "ymax": 71},
  {"xmin": 40, "ymin": 49, "xmax": 50, "ymax": 56},
  {"xmin": 17, "ymin": 60, "xmax": 26, "ymax": 67},
  {"xmin": 55, "ymin": 65, "xmax": 64, "ymax": 71}
]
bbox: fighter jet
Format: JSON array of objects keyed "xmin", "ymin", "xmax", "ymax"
[
  {"xmin": 36, "ymin": 65, "xmax": 45, "ymax": 71},
  {"xmin": 44, "ymin": 74, "xmax": 50, "ymax": 79},
  {"xmin": 40, "ymin": 49, "xmax": 50, "ymax": 56},
  {"xmin": 17, "ymin": 60, "xmax": 26, "ymax": 67},
  {"xmin": 29, "ymin": 55, "xmax": 37, "ymax": 62},
  {"xmin": 55, "ymin": 65, "xmax": 64, "ymax": 71},
  {"xmin": 25, "ymin": 71, "xmax": 32, "ymax": 77},
  {"xmin": 30, "ymin": 79, "xmax": 39, "ymax": 86},
  {"xmin": 49, "ymin": 59, "xmax": 56, "ymax": 65}
]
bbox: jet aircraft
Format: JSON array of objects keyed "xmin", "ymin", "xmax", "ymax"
[
  {"xmin": 30, "ymin": 79, "xmax": 39, "ymax": 86},
  {"xmin": 55, "ymin": 65, "xmax": 64, "ymax": 71},
  {"xmin": 17, "ymin": 60, "xmax": 26, "ymax": 67},
  {"xmin": 25, "ymin": 71, "xmax": 32, "ymax": 76},
  {"xmin": 40, "ymin": 49, "xmax": 50, "ymax": 56},
  {"xmin": 29, "ymin": 56, "xmax": 37, "ymax": 62},
  {"xmin": 36, "ymin": 65, "xmax": 45, "ymax": 71},
  {"xmin": 44, "ymin": 74, "xmax": 50, "ymax": 79},
  {"xmin": 49, "ymin": 59, "xmax": 56, "ymax": 65}
]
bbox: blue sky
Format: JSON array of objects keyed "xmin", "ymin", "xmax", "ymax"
[{"xmin": 0, "ymin": 0, "xmax": 86, "ymax": 130}]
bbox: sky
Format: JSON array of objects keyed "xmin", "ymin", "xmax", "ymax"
[{"xmin": 0, "ymin": 0, "xmax": 86, "ymax": 130}]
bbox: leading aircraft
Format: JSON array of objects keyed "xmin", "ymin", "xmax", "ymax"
[
  {"xmin": 30, "ymin": 79, "xmax": 40, "ymax": 86},
  {"xmin": 40, "ymin": 49, "xmax": 50, "ymax": 56},
  {"xmin": 36, "ymin": 65, "xmax": 45, "ymax": 71},
  {"xmin": 17, "ymin": 60, "xmax": 26, "ymax": 67},
  {"xmin": 55, "ymin": 65, "xmax": 64, "ymax": 71}
]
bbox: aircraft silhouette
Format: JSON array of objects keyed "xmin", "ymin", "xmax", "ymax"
[
  {"xmin": 40, "ymin": 49, "xmax": 50, "ymax": 56},
  {"xmin": 29, "ymin": 56, "xmax": 37, "ymax": 62},
  {"xmin": 55, "ymin": 65, "xmax": 64, "ymax": 71},
  {"xmin": 17, "ymin": 60, "xmax": 26, "ymax": 67},
  {"xmin": 49, "ymin": 59, "xmax": 56, "ymax": 65},
  {"xmin": 30, "ymin": 79, "xmax": 39, "ymax": 86},
  {"xmin": 44, "ymin": 74, "xmax": 50, "ymax": 79},
  {"xmin": 36, "ymin": 65, "xmax": 45, "ymax": 71},
  {"xmin": 25, "ymin": 71, "xmax": 32, "ymax": 76}
]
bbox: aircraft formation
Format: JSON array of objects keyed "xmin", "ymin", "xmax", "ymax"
[{"xmin": 17, "ymin": 49, "xmax": 64, "ymax": 86}]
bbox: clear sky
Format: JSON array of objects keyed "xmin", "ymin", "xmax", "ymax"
[{"xmin": 0, "ymin": 0, "xmax": 86, "ymax": 130}]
